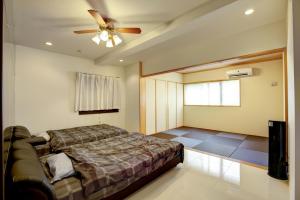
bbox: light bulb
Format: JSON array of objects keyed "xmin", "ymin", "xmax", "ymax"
[
  {"xmin": 100, "ymin": 30, "xmax": 109, "ymax": 41},
  {"xmin": 45, "ymin": 42, "xmax": 53, "ymax": 46},
  {"xmin": 106, "ymin": 39, "xmax": 114, "ymax": 48},
  {"xmin": 113, "ymin": 34, "xmax": 122, "ymax": 46},
  {"xmin": 92, "ymin": 34, "xmax": 101, "ymax": 45},
  {"xmin": 244, "ymin": 9, "xmax": 254, "ymax": 15}
]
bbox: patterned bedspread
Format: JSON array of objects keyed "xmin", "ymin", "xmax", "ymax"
[
  {"xmin": 61, "ymin": 133, "xmax": 184, "ymax": 199},
  {"xmin": 34, "ymin": 143, "xmax": 51, "ymax": 157},
  {"xmin": 48, "ymin": 124, "xmax": 128, "ymax": 151}
]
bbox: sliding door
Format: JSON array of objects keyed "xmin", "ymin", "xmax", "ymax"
[
  {"xmin": 143, "ymin": 78, "xmax": 183, "ymax": 134},
  {"xmin": 156, "ymin": 80, "xmax": 168, "ymax": 132},
  {"xmin": 177, "ymin": 83, "xmax": 183, "ymax": 127},
  {"xmin": 145, "ymin": 79, "xmax": 156, "ymax": 135},
  {"xmin": 168, "ymin": 82, "xmax": 177, "ymax": 129}
]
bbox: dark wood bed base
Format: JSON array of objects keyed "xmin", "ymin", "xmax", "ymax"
[{"xmin": 102, "ymin": 152, "xmax": 184, "ymax": 200}]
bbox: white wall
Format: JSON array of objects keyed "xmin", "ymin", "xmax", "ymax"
[
  {"xmin": 3, "ymin": 43, "xmax": 15, "ymax": 129},
  {"xmin": 142, "ymin": 20, "xmax": 287, "ymax": 76},
  {"xmin": 150, "ymin": 72, "xmax": 183, "ymax": 83},
  {"xmin": 125, "ymin": 63, "xmax": 140, "ymax": 132},
  {"xmin": 3, "ymin": 0, "xmax": 16, "ymax": 129},
  {"xmin": 287, "ymin": 1, "xmax": 300, "ymax": 199},
  {"xmin": 183, "ymin": 60, "xmax": 284, "ymax": 137},
  {"xmin": 15, "ymin": 45, "xmax": 126, "ymax": 133}
]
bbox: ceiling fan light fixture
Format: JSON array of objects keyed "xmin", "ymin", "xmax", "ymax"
[
  {"xmin": 74, "ymin": 10, "xmax": 142, "ymax": 48},
  {"xmin": 92, "ymin": 34, "xmax": 101, "ymax": 45},
  {"xmin": 113, "ymin": 34, "xmax": 122, "ymax": 46},
  {"xmin": 106, "ymin": 39, "xmax": 114, "ymax": 48},
  {"xmin": 100, "ymin": 30, "xmax": 109, "ymax": 41}
]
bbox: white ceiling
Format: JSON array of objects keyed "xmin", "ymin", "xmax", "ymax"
[
  {"xmin": 11, "ymin": 0, "xmax": 287, "ymax": 66},
  {"xmin": 111, "ymin": 0, "xmax": 287, "ymax": 66},
  {"xmin": 12, "ymin": 0, "xmax": 210, "ymax": 59}
]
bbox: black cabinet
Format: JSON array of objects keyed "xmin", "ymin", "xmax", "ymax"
[{"xmin": 268, "ymin": 120, "xmax": 288, "ymax": 180}]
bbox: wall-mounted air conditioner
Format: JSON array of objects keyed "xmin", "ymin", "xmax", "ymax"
[{"xmin": 226, "ymin": 68, "xmax": 253, "ymax": 78}]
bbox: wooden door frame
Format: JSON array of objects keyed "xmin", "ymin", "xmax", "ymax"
[
  {"xmin": 139, "ymin": 62, "xmax": 146, "ymax": 134},
  {"xmin": 283, "ymin": 49, "xmax": 289, "ymax": 159},
  {"xmin": 1, "ymin": 0, "xmax": 4, "ymax": 199}
]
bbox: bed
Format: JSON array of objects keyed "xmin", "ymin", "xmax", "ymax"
[
  {"xmin": 34, "ymin": 124, "xmax": 129, "ymax": 156},
  {"xmin": 6, "ymin": 125, "xmax": 184, "ymax": 200},
  {"xmin": 47, "ymin": 124, "xmax": 129, "ymax": 151}
]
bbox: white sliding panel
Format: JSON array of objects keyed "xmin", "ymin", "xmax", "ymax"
[
  {"xmin": 156, "ymin": 80, "xmax": 168, "ymax": 132},
  {"xmin": 145, "ymin": 79, "xmax": 156, "ymax": 135},
  {"xmin": 176, "ymin": 83, "xmax": 183, "ymax": 127},
  {"xmin": 168, "ymin": 82, "xmax": 177, "ymax": 129}
]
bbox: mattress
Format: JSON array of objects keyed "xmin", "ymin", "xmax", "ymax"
[{"xmin": 40, "ymin": 133, "xmax": 184, "ymax": 200}]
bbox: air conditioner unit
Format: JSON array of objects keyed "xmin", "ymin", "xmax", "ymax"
[{"xmin": 226, "ymin": 68, "xmax": 253, "ymax": 78}]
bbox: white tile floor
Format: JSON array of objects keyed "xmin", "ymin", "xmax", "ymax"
[{"xmin": 127, "ymin": 149, "xmax": 289, "ymax": 200}]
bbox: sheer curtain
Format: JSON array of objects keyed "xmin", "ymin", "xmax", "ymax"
[{"xmin": 75, "ymin": 72, "xmax": 120, "ymax": 111}]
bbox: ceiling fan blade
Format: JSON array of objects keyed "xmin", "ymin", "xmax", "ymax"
[
  {"xmin": 74, "ymin": 29, "xmax": 98, "ymax": 34},
  {"xmin": 115, "ymin": 28, "xmax": 142, "ymax": 34},
  {"xmin": 103, "ymin": 16, "xmax": 117, "ymax": 24},
  {"xmin": 88, "ymin": 9, "xmax": 107, "ymax": 27}
]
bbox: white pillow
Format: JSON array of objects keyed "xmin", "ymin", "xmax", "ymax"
[
  {"xmin": 31, "ymin": 132, "xmax": 50, "ymax": 141},
  {"xmin": 38, "ymin": 132, "xmax": 50, "ymax": 141},
  {"xmin": 47, "ymin": 153, "xmax": 75, "ymax": 183}
]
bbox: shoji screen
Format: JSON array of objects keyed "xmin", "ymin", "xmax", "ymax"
[
  {"xmin": 168, "ymin": 82, "xmax": 177, "ymax": 129},
  {"xmin": 156, "ymin": 80, "xmax": 168, "ymax": 132},
  {"xmin": 176, "ymin": 83, "xmax": 183, "ymax": 127},
  {"xmin": 145, "ymin": 79, "xmax": 156, "ymax": 135}
]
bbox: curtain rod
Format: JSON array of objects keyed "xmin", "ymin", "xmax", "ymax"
[{"xmin": 78, "ymin": 72, "xmax": 120, "ymax": 79}]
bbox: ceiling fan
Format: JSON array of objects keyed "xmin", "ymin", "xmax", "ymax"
[{"xmin": 74, "ymin": 10, "xmax": 142, "ymax": 48}]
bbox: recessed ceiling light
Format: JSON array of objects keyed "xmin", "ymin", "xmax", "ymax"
[
  {"xmin": 45, "ymin": 42, "xmax": 53, "ymax": 46},
  {"xmin": 119, "ymin": 59, "xmax": 124, "ymax": 62},
  {"xmin": 244, "ymin": 9, "xmax": 255, "ymax": 15}
]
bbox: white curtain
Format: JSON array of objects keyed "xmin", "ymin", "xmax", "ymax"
[{"xmin": 75, "ymin": 72, "xmax": 120, "ymax": 111}]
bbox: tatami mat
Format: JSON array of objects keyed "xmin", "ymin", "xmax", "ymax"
[
  {"xmin": 194, "ymin": 142, "xmax": 237, "ymax": 157},
  {"xmin": 152, "ymin": 127, "xmax": 269, "ymax": 167},
  {"xmin": 230, "ymin": 148, "xmax": 268, "ymax": 166},
  {"xmin": 171, "ymin": 137, "xmax": 203, "ymax": 148},
  {"xmin": 162, "ymin": 129, "xmax": 189, "ymax": 137}
]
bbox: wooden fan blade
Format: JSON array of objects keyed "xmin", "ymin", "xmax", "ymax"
[
  {"xmin": 74, "ymin": 29, "xmax": 98, "ymax": 34},
  {"xmin": 115, "ymin": 28, "xmax": 142, "ymax": 34},
  {"xmin": 103, "ymin": 16, "xmax": 117, "ymax": 24},
  {"xmin": 88, "ymin": 9, "xmax": 107, "ymax": 27}
]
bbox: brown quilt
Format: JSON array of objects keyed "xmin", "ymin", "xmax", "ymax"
[
  {"xmin": 62, "ymin": 133, "xmax": 184, "ymax": 199},
  {"xmin": 48, "ymin": 124, "xmax": 128, "ymax": 152},
  {"xmin": 34, "ymin": 143, "xmax": 51, "ymax": 157}
]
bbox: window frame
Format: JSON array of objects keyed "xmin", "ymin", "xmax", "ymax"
[{"xmin": 183, "ymin": 79, "xmax": 241, "ymax": 107}]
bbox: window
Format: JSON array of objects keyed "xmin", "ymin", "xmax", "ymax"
[
  {"xmin": 184, "ymin": 80, "xmax": 240, "ymax": 106},
  {"xmin": 221, "ymin": 80, "xmax": 240, "ymax": 106},
  {"xmin": 75, "ymin": 72, "xmax": 121, "ymax": 115}
]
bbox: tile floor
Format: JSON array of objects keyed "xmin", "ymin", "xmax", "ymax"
[
  {"xmin": 126, "ymin": 149, "xmax": 289, "ymax": 200},
  {"xmin": 153, "ymin": 127, "xmax": 269, "ymax": 167}
]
